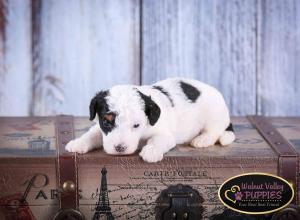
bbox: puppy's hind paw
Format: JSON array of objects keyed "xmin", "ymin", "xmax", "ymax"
[
  {"xmin": 65, "ymin": 139, "xmax": 90, "ymax": 154},
  {"xmin": 219, "ymin": 131, "xmax": 235, "ymax": 146},
  {"xmin": 139, "ymin": 145, "xmax": 164, "ymax": 163},
  {"xmin": 191, "ymin": 133, "xmax": 217, "ymax": 148}
]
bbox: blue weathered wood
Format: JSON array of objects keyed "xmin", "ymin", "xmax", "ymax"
[
  {"xmin": 142, "ymin": 0, "xmax": 257, "ymax": 116},
  {"xmin": 0, "ymin": 0, "xmax": 32, "ymax": 116},
  {"xmin": 0, "ymin": 0, "xmax": 4, "ymax": 102},
  {"xmin": 0, "ymin": 0, "xmax": 300, "ymax": 117},
  {"xmin": 257, "ymin": 0, "xmax": 300, "ymax": 116},
  {"xmin": 31, "ymin": 0, "xmax": 140, "ymax": 116}
]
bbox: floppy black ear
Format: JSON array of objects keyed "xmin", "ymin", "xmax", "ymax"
[
  {"xmin": 137, "ymin": 91, "xmax": 161, "ymax": 126},
  {"xmin": 89, "ymin": 96, "xmax": 97, "ymax": 121},
  {"xmin": 89, "ymin": 90, "xmax": 109, "ymax": 121}
]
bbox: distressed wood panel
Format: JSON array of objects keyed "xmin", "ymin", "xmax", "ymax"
[
  {"xmin": 0, "ymin": 0, "xmax": 5, "ymax": 99},
  {"xmin": 0, "ymin": 0, "xmax": 32, "ymax": 116},
  {"xmin": 257, "ymin": 0, "xmax": 300, "ymax": 116},
  {"xmin": 0, "ymin": 0, "xmax": 299, "ymax": 117},
  {"xmin": 32, "ymin": 0, "xmax": 140, "ymax": 116},
  {"xmin": 142, "ymin": 0, "xmax": 257, "ymax": 115}
]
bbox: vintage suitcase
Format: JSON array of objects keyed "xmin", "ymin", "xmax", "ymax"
[{"xmin": 0, "ymin": 115, "xmax": 300, "ymax": 220}]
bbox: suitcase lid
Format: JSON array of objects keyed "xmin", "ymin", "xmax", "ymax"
[{"xmin": 0, "ymin": 116, "xmax": 299, "ymax": 161}]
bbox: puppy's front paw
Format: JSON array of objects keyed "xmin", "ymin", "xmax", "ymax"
[
  {"xmin": 191, "ymin": 133, "xmax": 217, "ymax": 148},
  {"xmin": 65, "ymin": 139, "xmax": 90, "ymax": 154},
  {"xmin": 139, "ymin": 145, "xmax": 164, "ymax": 163}
]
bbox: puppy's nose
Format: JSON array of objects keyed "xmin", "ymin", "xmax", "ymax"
[{"xmin": 115, "ymin": 144, "xmax": 126, "ymax": 153}]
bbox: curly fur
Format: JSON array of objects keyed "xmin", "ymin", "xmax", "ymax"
[{"xmin": 66, "ymin": 78, "xmax": 235, "ymax": 162}]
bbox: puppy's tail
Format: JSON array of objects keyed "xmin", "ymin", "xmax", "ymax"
[{"xmin": 219, "ymin": 123, "xmax": 235, "ymax": 146}]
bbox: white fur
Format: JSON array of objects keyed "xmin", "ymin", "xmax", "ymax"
[
  {"xmin": 65, "ymin": 123, "xmax": 102, "ymax": 153},
  {"xmin": 65, "ymin": 78, "xmax": 235, "ymax": 162}
]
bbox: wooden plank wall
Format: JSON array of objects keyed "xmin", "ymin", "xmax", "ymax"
[
  {"xmin": 142, "ymin": 0, "xmax": 257, "ymax": 115},
  {"xmin": 0, "ymin": 0, "xmax": 32, "ymax": 116},
  {"xmin": 31, "ymin": 0, "xmax": 140, "ymax": 115},
  {"xmin": 0, "ymin": 0, "xmax": 299, "ymax": 116},
  {"xmin": 257, "ymin": 0, "xmax": 300, "ymax": 116}
]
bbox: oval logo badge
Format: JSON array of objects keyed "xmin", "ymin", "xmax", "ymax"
[{"xmin": 218, "ymin": 173, "xmax": 294, "ymax": 214}]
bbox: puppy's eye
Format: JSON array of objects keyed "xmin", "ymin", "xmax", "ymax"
[{"xmin": 133, "ymin": 124, "xmax": 140, "ymax": 128}]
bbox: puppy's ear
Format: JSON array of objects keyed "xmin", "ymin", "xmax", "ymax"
[
  {"xmin": 137, "ymin": 91, "xmax": 161, "ymax": 126},
  {"xmin": 89, "ymin": 90, "xmax": 109, "ymax": 121},
  {"xmin": 89, "ymin": 96, "xmax": 97, "ymax": 121}
]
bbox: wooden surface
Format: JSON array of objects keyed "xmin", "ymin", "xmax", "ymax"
[
  {"xmin": 31, "ymin": 0, "xmax": 140, "ymax": 115},
  {"xmin": 142, "ymin": 0, "xmax": 257, "ymax": 115},
  {"xmin": 257, "ymin": 0, "xmax": 300, "ymax": 116},
  {"xmin": 0, "ymin": 0, "xmax": 299, "ymax": 116},
  {"xmin": 0, "ymin": 0, "xmax": 32, "ymax": 116}
]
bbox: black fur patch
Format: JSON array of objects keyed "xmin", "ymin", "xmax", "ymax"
[
  {"xmin": 137, "ymin": 90, "xmax": 161, "ymax": 126},
  {"xmin": 100, "ymin": 112, "xmax": 116, "ymax": 135},
  {"xmin": 180, "ymin": 81, "xmax": 201, "ymax": 102},
  {"xmin": 89, "ymin": 90, "xmax": 116, "ymax": 135},
  {"xmin": 152, "ymin": 85, "xmax": 174, "ymax": 107},
  {"xmin": 226, "ymin": 123, "xmax": 234, "ymax": 132}
]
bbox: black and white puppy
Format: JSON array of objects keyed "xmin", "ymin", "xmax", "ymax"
[{"xmin": 66, "ymin": 78, "xmax": 235, "ymax": 162}]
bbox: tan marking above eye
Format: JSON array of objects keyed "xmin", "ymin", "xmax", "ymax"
[{"xmin": 104, "ymin": 114, "xmax": 114, "ymax": 122}]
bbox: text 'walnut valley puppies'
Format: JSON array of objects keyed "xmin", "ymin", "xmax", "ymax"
[{"xmin": 65, "ymin": 78, "xmax": 235, "ymax": 163}]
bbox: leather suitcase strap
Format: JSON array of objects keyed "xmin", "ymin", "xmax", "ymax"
[
  {"xmin": 55, "ymin": 115, "xmax": 78, "ymax": 210},
  {"xmin": 248, "ymin": 115, "xmax": 299, "ymax": 204}
]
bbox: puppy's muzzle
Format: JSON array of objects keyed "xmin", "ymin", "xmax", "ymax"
[{"xmin": 115, "ymin": 144, "xmax": 126, "ymax": 153}]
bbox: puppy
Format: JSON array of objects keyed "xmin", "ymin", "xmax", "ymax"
[{"xmin": 65, "ymin": 78, "xmax": 235, "ymax": 162}]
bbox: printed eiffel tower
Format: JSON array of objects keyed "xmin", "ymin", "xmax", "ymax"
[{"xmin": 93, "ymin": 167, "xmax": 114, "ymax": 220}]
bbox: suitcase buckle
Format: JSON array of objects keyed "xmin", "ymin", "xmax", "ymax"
[{"xmin": 155, "ymin": 184, "xmax": 204, "ymax": 220}]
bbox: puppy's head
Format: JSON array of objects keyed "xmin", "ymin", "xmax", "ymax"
[{"xmin": 89, "ymin": 86, "xmax": 160, "ymax": 155}]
